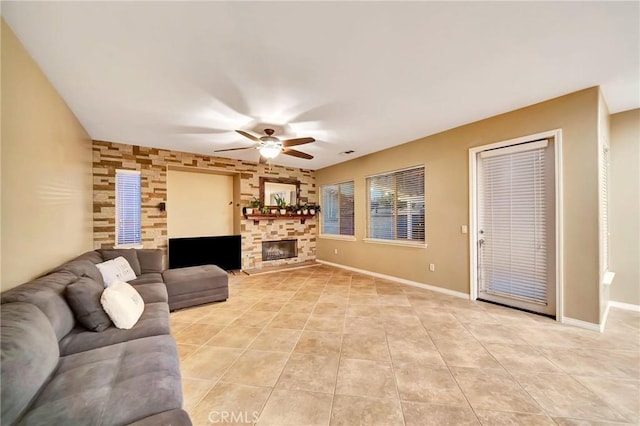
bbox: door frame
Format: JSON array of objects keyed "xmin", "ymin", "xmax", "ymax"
[{"xmin": 468, "ymin": 129, "xmax": 564, "ymax": 321}]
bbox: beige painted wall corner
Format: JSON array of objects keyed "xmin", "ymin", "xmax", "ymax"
[{"xmin": 1, "ymin": 20, "xmax": 94, "ymax": 290}]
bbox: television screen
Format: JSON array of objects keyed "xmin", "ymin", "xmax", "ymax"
[{"xmin": 168, "ymin": 235, "xmax": 241, "ymax": 271}]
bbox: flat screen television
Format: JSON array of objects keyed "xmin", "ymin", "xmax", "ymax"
[{"xmin": 168, "ymin": 235, "xmax": 241, "ymax": 271}]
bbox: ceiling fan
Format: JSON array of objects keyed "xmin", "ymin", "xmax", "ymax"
[{"xmin": 214, "ymin": 129, "xmax": 315, "ymax": 163}]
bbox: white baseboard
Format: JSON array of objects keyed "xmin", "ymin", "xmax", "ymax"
[
  {"xmin": 316, "ymin": 259, "xmax": 469, "ymax": 299},
  {"xmin": 608, "ymin": 300, "xmax": 640, "ymax": 312},
  {"xmin": 560, "ymin": 301, "xmax": 639, "ymax": 333},
  {"xmin": 600, "ymin": 302, "xmax": 612, "ymax": 333},
  {"xmin": 561, "ymin": 316, "xmax": 601, "ymax": 332}
]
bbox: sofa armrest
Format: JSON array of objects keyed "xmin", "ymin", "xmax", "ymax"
[{"xmin": 136, "ymin": 249, "xmax": 164, "ymax": 274}]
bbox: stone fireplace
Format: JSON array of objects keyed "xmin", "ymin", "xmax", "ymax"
[{"xmin": 262, "ymin": 239, "xmax": 297, "ymax": 262}]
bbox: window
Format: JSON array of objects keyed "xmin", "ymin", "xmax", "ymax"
[
  {"xmin": 115, "ymin": 170, "xmax": 142, "ymax": 247},
  {"xmin": 601, "ymin": 143, "xmax": 610, "ymax": 272},
  {"xmin": 367, "ymin": 166, "xmax": 425, "ymax": 243},
  {"xmin": 321, "ymin": 181, "xmax": 355, "ymax": 237}
]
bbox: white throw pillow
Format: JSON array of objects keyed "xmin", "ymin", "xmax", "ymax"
[
  {"xmin": 96, "ymin": 256, "xmax": 137, "ymax": 287},
  {"xmin": 100, "ymin": 281, "xmax": 145, "ymax": 329}
]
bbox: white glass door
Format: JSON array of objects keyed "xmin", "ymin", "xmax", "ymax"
[{"xmin": 477, "ymin": 139, "xmax": 556, "ymax": 316}]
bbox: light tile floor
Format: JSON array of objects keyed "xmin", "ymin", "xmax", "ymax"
[{"xmin": 171, "ymin": 266, "xmax": 640, "ymax": 426}]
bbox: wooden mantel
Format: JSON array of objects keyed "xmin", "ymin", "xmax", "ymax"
[{"xmin": 243, "ymin": 213, "xmax": 316, "ymax": 225}]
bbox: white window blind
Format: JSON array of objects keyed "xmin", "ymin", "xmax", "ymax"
[
  {"xmin": 116, "ymin": 170, "xmax": 142, "ymax": 246},
  {"xmin": 321, "ymin": 181, "xmax": 355, "ymax": 236},
  {"xmin": 367, "ymin": 166, "xmax": 425, "ymax": 242},
  {"xmin": 601, "ymin": 145, "xmax": 610, "ymax": 272},
  {"xmin": 479, "ymin": 141, "xmax": 548, "ymax": 304}
]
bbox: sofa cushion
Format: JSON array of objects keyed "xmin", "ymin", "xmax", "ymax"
[
  {"xmin": 129, "ymin": 273, "xmax": 163, "ymax": 286},
  {"xmin": 162, "ymin": 265, "xmax": 228, "ymax": 296},
  {"xmin": 169, "ymin": 288, "xmax": 229, "ymax": 311},
  {"xmin": 58, "ymin": 302, "xmax": 170, "ymax": 356},
  {"xmin": 1, "ymin": 303, "xmax": 59, "ymax": 426},
  {"xmin": 99, "ymin": 248, "xmax": 142, "ymax": 276},
  {"xmin": 101, "ymin": 281, "xmax": 145, "ymax": 329},
  {"xmin": 73, "ymin": 250, "xmax": 105, "ymax": 265},
  {"xmin": 136, "ymin": 249, "xmax": 164, "ymax": 274},
  {"xmin": 134, "ymin": 283, "xmax": 168, "ymax": 304},
  {"xmin": 54, "ymin": 259, "xmax": 104, "ymax": 284},
  {"xmin": 0, "ymin": 271, "xmax": 77, "ymax": 341},
  {"xmin": 96, "ymin": 257, "xmax": 137, "ymax": 287},
  {"xmin": 18, "ymin": 335, "xmax": 183, "ymax": 426},
  {"xmin": 65, "ymin": 276, "xmax": 112, "ymax": 332},
  {"xmin": 127, "ymin": 409, "xmax": 192, "ymax": 426}
]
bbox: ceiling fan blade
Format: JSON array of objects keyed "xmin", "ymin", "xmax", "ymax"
[
  {"xmin": 214, "ymin": 146, "xmax": 254, "ymax": 152},
  {"xmin": 282, "ymin": 137, "xmax": 315, "ymax": 148},
  {"xmin": 283, "ymin": 148, "xmax": 313, "ymax": 160},
  {"xmin": 259, "ymin": 155, "xmax": 268, "ymax": 164},
  {"xmin": 235, "ymin": 130, "xmax": 260, "ymax": 142}
]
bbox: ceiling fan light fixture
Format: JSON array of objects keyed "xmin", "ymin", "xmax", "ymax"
[
  {"xmin": 223, "ymin": 128, "xmax": 314, "ymax": 161},
  {"xmin": 259, "ymin": 144, "xmax": 281, "ymax": 159}
]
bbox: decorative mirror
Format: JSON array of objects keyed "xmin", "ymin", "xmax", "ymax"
[{"xmin": 260, "ymin": 177, "xmax": 300, "ymax": 207}]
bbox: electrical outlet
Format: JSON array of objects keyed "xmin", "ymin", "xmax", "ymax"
[
  {"xmin": 334, "ymin": 248, "xmax": 338, "ymax": 255},
  {"xmin": 461, "ymin": 225, "xmax": 468, "ymax": 234},
  {"xmin": 429, "ymin": 263, "xmax": 435, "ymax": 272}
]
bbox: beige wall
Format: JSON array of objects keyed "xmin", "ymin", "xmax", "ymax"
[
  {"xmin": 1, "ymin": 20, "xmax": 94, "ymax": 290},
  {"xmin": 167, "ymin": 169, "xmax": 234, "ymax": 238},
  {"xmin": 317, "ymin": 87, "xmax": 601, "ymax": 324},
  {"xmin": 610, "ymin": 109, "xmax": 640, "ymax": 306}
]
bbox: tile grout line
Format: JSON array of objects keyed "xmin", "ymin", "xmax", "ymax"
[
  {"xmin": 327, "ymin": 274, "xmax": 351, "ymax": 426},
  {"xmin": 253, "ymin": 271, "xmax": 329, "ymax": 425},
  {"xmin": 416, "ymin": 292, "xmax": 485, "ymax": 425},
  {"xmin": 176, "ymin": 268, "xmax": 639, "ymax": 425},
  {"xmin": 454, "ymin": 313, "xmax": 586, "ymax": 422},
  {"xmin": 180, "ymin": 283, "xmax": 266, "ymax": 412},
  {"xmin": 179, "ymin": 274, "xmax": 288, "ymax": 413},
  {"xmin": 424, "ymin": 300, "xmax": 630, "ymax": 423},
  {"xmin": 381, "ymin": 293, "xmax": 407, "ymax": 426}
]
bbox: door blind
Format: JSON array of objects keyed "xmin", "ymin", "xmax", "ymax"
[
  {"xmin": 367, "ymin": 166, "xmax": 425, "ymax": 242},
  {"xmin": 479, "ymin": 141, "xmax": 548, "ymax": 304},
  {"xmin": 601, "ymin": 145, "xmax": 609, "ymax": 271},
  {"xmin": 116, "ymin": 170, "xmax": 142, "ymax": 246}
]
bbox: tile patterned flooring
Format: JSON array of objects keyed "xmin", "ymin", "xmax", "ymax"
[{"xmin": 171, "ymin": 265, "xmax": 640, "ymax": 425}]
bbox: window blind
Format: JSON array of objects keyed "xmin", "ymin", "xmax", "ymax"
[
  {"xmin": 116, "ymin": 170, "xmax": 142, "ymax": 246},
  {"xmin": 367, "ymin": 166, "xmax": 425, "ymax": 242},
  {"xmin": 479, "ymin": 142, "xmax": 548, "ymax": 304},
  {"xmin": 322, "ymin": 181, "xmax": 355, "ymax": 236},
  {"xmin": 601, "ymin": 145, "xmax": 609, "ymax": 271}
]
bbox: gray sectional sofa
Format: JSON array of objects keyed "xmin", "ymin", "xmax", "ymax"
[{"xmin": 0, "ymin": 248, "xmax": 227, "ymax": 425}]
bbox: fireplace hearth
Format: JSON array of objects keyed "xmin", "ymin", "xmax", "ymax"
[{"xmin": 262, "ymin": 239, "xmax": 297, "ymax": 261}]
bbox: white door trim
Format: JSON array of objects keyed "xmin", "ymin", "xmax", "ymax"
[{"xmin": 468, "ymin": 129, "xmax": 564, "ymax": 322}]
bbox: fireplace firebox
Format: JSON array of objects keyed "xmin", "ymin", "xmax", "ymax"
[{"xmin": 262, "ymin": 240, "xmax": 297, "ymax": 261}]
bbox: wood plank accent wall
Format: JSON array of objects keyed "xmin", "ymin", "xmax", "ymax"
[{"xmin": 92, "ymin": 140, "xmax": 317, "ymax": 270}]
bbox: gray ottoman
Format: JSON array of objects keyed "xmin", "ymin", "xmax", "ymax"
[{"xmin": 162, "ymin": 265, "xmax": 229, "ymax": 311}]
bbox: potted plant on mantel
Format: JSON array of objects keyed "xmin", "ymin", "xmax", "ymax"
[
  {"xmin": 246, "ymin": 197, "xmax": 261, "ymax": 215},
  {"xmin": 301, "ymin": 203, "xmax": 309, "ymax": 215},
  {"xmin": 309, "ymin": 205, "xmax": 320, "ymax": 216},
  {"xmin": 274, "ymin": 194, "xmax": 288, "ymax": 215}
]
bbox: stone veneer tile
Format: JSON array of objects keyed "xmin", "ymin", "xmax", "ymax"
[{"xmin": 92, "ymin": 140, "xmax": 317, "ymax": 270}]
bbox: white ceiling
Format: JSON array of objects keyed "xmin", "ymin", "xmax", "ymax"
[{"xmin": 3, "ymin": 1, "xmax": 639, "ymax": 169}]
